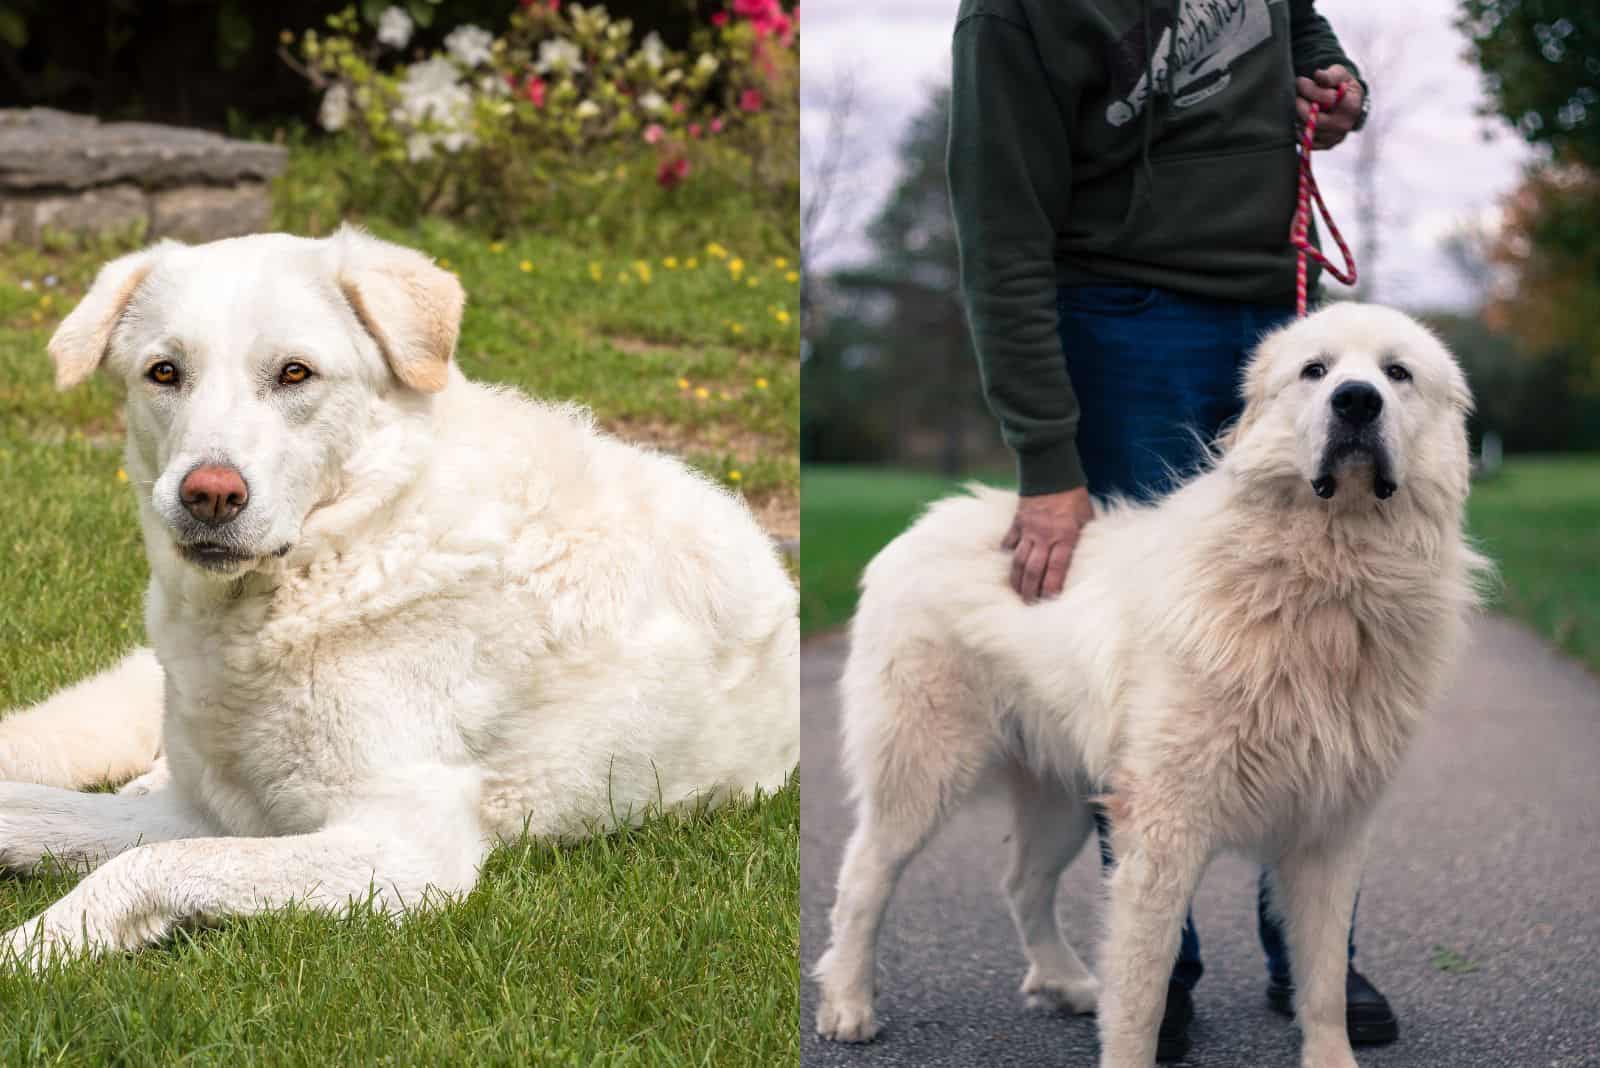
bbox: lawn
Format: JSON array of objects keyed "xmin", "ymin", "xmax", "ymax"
[
  {"xmin": 0, "ymin": 160, "xmax": 799, "ymax": 1062},
  {"xmin": 801, "ymin": 461, "xmax": 1600, "ymax": 677}
]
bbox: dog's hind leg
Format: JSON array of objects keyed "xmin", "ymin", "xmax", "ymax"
[
  {"xmin": 814, "ymin": 643, "xmax": 993, "ymax": 1043},
  {"xmin": 1002, "ymin": 763, "xmax": 1100, "ymax": 1014},
  {"xmin": 0, "ymin": 649, "xmax": 164, "ymax": 789}
]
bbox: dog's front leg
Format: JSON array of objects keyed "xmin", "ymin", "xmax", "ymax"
[
  {"xmin": 0, "ymin": 780, "xmax": 214, "ymax": 873},
  {"xmin": 1, "ymin": 790, "xmax": 487, "ymax": 971},
  {"xmin": 1097, "ymin": 827, "xmax": 1208, "ymax": 1068},
  {"xmin": 1273, "ymin": 828, "xmax": 1370, "ymax": 1068}
]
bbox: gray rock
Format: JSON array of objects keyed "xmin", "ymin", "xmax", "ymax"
[{"xmin": 0, "ymin": 108, "xmax": 287, "ymax": 246}]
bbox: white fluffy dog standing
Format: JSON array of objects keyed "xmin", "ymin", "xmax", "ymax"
[
  {"xmin": 0, "ymin": 227, "xmax": 797, "ymax": 966},
  {"xmin": 814, "ymin": 305, "xmax": 1488, "ymax": 1068}
]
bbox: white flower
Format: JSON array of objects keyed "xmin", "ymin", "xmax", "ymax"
[
  {"xmin": 377, "ymin": 6, "xmax": 413, "ymax": 49},
  {"xmin": 536, "ymin": 37, "xmax": 585, "ymax": 75},
  {"xmin": 575, "ymin": 99, "xmax": 601, "ymax": 120},
  {"xmin": 694, "ymin": 53, "xmax": 719, "ymax": 78},
  {"xmin": 394, "ymin": 57, "xmax": 476, "ymax": 153},
  {"xmin": 663, "ymin": 69, "xmax": 682, "ymax": 86},
  {"xmin": 406, "ymin": 132, "xmax": 435, "ymax": 161},
  {"xmin": 318, "ymin": 84, "xmax": 350, "ymax": 132},
  {"xmin": 444, "ymin": 24, "xmax": 494, "ymax": 67},
  {"xmin": 638, "ymin": 91, "xmax": 666, "ymax": 113},
  {"xmin": 477, "ymin": 74, "xmax": 509, "ymax": 97},
  {"xmin": 639, "ymin": 31, "xmax": 666, "ymax": 71}
]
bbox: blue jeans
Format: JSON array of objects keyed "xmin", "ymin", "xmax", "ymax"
[{"xmin": 1058, "ymin": 283, "xmax": 1356, "ymax": 990}]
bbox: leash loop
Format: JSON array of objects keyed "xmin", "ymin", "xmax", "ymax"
[{"xmin": 1291, "ymin": 81, "xmax": 1358, "ymax": 317}]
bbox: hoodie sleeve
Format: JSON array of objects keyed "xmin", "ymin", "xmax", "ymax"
[
  {"xmin": 1288, "ymin": 0, "xmax": 1366, "ymax": 90},
  {"xmin": 948, "ymin": 12, "xmax": 1086, "ymax": 497}
]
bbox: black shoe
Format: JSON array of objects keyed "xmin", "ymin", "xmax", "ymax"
[
  {"xmin": 1265, "ymin": 967, "xmax": 1400, "ymax": 1046},
  {"xmin": 1156, "ymin": 979, "xmax": 1194, "ymax": 1062}
]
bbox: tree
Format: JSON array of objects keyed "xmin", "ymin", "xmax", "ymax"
[{"xmin": 1460, "ymin": 0, "xmax": 1600, "ymax": 169}]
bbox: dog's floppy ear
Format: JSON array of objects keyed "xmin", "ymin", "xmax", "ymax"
[
  {"xmin": 333, "ymin": 225, "xmax": 465, "ymax": 393},
  {"xmin": 1217, "ymin": 334, "xmax": 1276, "ymax": 451},
  {"xmin": 48, "ymin": 242, "xmax": 177, "ymax": 390}
]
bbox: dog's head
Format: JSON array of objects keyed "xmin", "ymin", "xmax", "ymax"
[
  {"xmin": 48, "ymin": 226, "xmax": 464, "ymax": 577},
  {"xmin": 1223, "ymin": 303, "xmax": 1473, "ymax": 509}
]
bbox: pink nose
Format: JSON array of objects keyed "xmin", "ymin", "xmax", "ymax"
[{"xmin": 180, "ymin": 464, "xmax": 249, "ymax": 525}]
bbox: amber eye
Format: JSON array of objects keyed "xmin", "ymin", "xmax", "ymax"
[
  {"xmin": 278, "ymin": 362, "xmax": 313, "ymax": 386},
  {"xmin": 147, "ymin": 361, "xmax": 179, "ymax": 386}
]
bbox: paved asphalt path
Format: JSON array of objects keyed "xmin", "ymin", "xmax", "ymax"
[{"xmin": 800, "ymin": 615, "xmax": 1600, "ymax": 1067}]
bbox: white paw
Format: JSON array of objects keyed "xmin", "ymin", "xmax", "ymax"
[
  {"xmin": 1021, "ymin": 964, "xmax": 1101, "ymax": 1014},
  {"xmin": 117, "ymin": 760, "xmax": 170, "ymax": 796},
  {"xmin": 816, "ymin": 991, "xmax": 881, "ymax": 1042}
]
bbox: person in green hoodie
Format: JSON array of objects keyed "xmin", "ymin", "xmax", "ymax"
[{"xmin": 948, "ymin": 0, "xmax": 1395, "ymax": 1062}]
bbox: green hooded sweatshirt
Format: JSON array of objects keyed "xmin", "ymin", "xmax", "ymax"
[{"xmin": 948, "ymin": 0, "xmax": 1364, "ymax": 496}]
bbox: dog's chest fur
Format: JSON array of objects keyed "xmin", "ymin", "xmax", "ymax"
[
  {"xmin": 1145, "ymin": 506, "xmax": 1468, "ymax": 840},
  {"xmin": 147, "ymin": 551, "xmax": 499, "ymax": 837}
]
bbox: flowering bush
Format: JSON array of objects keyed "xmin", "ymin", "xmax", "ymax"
[{"xmin": 283, "ymin": 1, "xmax": 798, "ymax": 231}]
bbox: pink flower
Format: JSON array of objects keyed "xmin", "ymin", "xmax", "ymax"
[
  {"xmin": 673, "ymin": 100, "xmax": 686, "ymax": 115},
  {"xmin": 711, "ymin": 12, "xmax": 728, "ymax": 26},
  {"xmin": 657, "ymin": 156, "xmax": 690, "ymax": 188},
  {"xmin": 688, "ymin": 123, "xmax": 702, "ymax": 139},
  {"xmin": 739, "ymin": 88, "xmax": 763, "ymax": 112},
  {"xmin": 525, "ymin": 76, "xmax": 547, "ymax": 107},
  {"xmin": 643, "ymin": 123, "xmax": 665, "ymax": 144},
  {"xmin": 710, "ymin": 117, "xmax": 725, "ymax": 133}
]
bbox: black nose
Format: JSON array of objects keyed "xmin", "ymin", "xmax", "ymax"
[{"xmin": 1330, "ymin": 381, "xmax": 1383, "ymax": 427}]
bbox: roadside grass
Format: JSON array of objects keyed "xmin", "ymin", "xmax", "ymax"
[
  {"xmin": 0, "ymin": 153, "xmax": 798, "ymax": 1063},
  {"xmin": 800, "ymin": 461, "xmax": 1600, "ymax": 676},
  {"xmin": 1464, "ymin": 455, "xmax": 1600, "ymax": 673}
]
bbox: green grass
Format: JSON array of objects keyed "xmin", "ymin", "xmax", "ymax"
[
  {"xmin": 1464, "ymin": 455, "xmax": 1600, "ymax": 673},
  {"xmin": 801, "ymin": 462, "xmax": 1600, "ymax": 678},
  {"xmin": 0, "ymin": 162, "xmax": 798, "ymax": 1063}
]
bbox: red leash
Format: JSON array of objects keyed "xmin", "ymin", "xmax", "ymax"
[{"xmin": 1291, "ymin": 81, "xmax": 1358, "ymax": 317}]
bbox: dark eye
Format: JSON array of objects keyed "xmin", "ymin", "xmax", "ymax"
[
  {"xmin": 1301, "ymin": 361, "xmax": 1327, "ymax": 381},
  {"xmin": 147, "ymin": 361, "xmax": 179, "ymax": 386},
  {"xmin": 1385, "ymin": 364, "xmax": 1411, "ymax": 383},
  {"xmin": 278, "ymin": 362, "xmax": 314, "ymax": 386}
]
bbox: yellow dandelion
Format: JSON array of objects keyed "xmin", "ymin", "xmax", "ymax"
[
  {"xmin": 728, "ymin": 257, "xmax": 744, "ymax": 275},
  {"xmin": 617, "ymin": 273, "xmax": 631, "ymax": 284},
  {"xmin": 773, "ymin": 257, "xmax": 789, "ymax": 269},
  {"xmin": 589, "ymin": 262, "xmax": 604, "ymax": 281},
  {"xmin": 30, "ymin": 310, "xmax": 43, "ymax": 323},
  {"xmin": 439, "ymin": 259, "xmax": 451, "ymax": 269},
  {"xmin": 694, "ymin": 386, "xmax": 710, "ymax": 399},
  {"xmin": 685, "ymin": 257, "xmax": 699, "ymax": 269},
  {"xmin": 116, "ymin": 468, "xmax": 128, "ymax": 482},
  {"xmin": 663, "ymin": 256, "xmax": 679, "ymax": 269},
  {"xmin": 633, "ymin": 260, "xmax": 652, "ymax": 284},
  {"xmin": 775, "ymin": 309, "xmax": 790, "ymax": 324},
  {"xmin": 519, "ymin": 260, "xmax": 533, "ymax": 273},
  {"xmin": 730, "ymin": 322, "xmax": 745, "ymax": 335},
  {"xmin": 755, "ymin": 377, "xmax": 769, "ymax": 390},
  {"xmin": 490, "ymin": 241, "xmax": 505, "ymax": 253},
  {"xmin": 676, "ymin": 377, "xmax": 690, "ymax": 390},
  {"xmin": 707, "ymin": 243, "xmax": 729, "ymax": 260},
  {"xmin": 39, "ymin": 294, "xmax": 53, "ymax": 309},
  {"xmin": 747, "ymin": 277, "xmax": 760, "ymax": 288},
  {"xmin": 728, "ymin": 470, "xmax": 743, "ymax": 482},
  {"xmin": 785, "ymin": 270, "xmax": 799, "ymax": 283}
]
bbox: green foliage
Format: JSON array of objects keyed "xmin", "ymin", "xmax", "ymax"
[
  {"xmin": 285, "ymin": 2, "xmax": 797, "ymax": 233},
  {"xmin": 1460, "ymin": 0, "xmax": 1600, "ymax": 168}
]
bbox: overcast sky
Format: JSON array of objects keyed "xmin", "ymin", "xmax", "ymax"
[{"xmin": 800, "ymin": 0, "xmax": 1536, "ymax": 310}]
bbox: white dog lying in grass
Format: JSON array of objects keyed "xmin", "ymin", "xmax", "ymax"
[
  {"xmin": 814, "ymin": 305, "xmax": 1488, "ymax": 1068},
  {"xmin": 0, "ymin": 227, "xmax": 798, "ymax": 967}
]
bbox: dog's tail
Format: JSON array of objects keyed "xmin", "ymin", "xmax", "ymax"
[{"xmin": 0, "ymin": 649, "xmax": 164, "ymax": 788}]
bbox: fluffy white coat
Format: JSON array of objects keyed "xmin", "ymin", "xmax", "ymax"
[
  {"xmin": 813, "ymin": 304, "xmax": 1489, "ymax": 1068},
  {"xmin": 0, "ymin": 228, "xmax": 798, "ymax": 966}
]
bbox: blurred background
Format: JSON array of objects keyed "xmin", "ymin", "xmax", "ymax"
[{"xmin": 798, "ymin": 0, "xmax": 1600, "ymax": 675}]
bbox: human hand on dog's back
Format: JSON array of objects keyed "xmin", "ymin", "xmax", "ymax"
[{"xmin": 1002, "ymin": 488, "xmax": 1095, "ymax": 604}]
